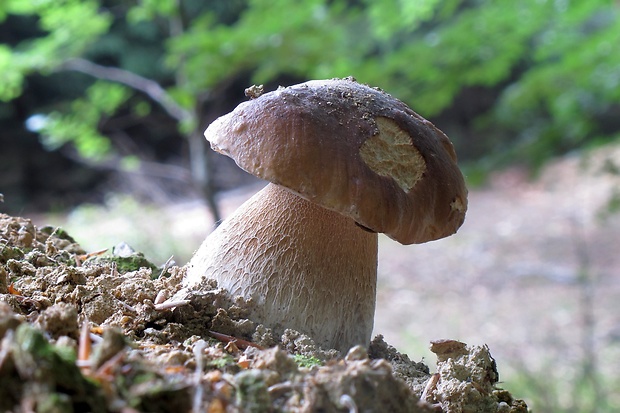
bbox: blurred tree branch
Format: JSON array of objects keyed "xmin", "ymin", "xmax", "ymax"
[
  {"xmin": 59, "ymin": 58, "xmax": 192, "ymax": 124},
  {"xmin": 56, "ymin": 57, "xmax": 222, "ymax": 223}
]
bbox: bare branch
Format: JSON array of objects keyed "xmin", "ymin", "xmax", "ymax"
[{"xmin": 59, "ymin": 58, "xmax": 193, "ymax": 123}]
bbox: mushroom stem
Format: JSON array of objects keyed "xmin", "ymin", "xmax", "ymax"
[{"xmin": 185, "ymin": 183, "xmax": 378, "ymax": 353}]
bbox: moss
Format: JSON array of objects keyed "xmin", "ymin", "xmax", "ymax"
[
  {"xmin": 293, "ymin": 354, "xmax": 323, "ymax": 368},
  {"xmin": 10, "ymin": 324, "xmax": 107, "ymax": 413},
  {"xmin": 0, "ymin": 212, "xmax": 531, "ymax": 412},
  {"xmin": 39, "ymin": 226, "xmax": 79, "ymax": 244},
  {"xmin": 234, "ymin": 370, "xmax": 272, "ymax": 412},
  {"xmin": 116, "ymin": 365, "xmax": 192, "ymax": 413},
  {"xmin": 87, "ymin": 252, "xmax": 159, "ymax": 275},
  {"xmin": 0, "ymin": 244, "xmax": 25, "ymax": 264},
  {"xmin": 206, "ymin": 353, "xmax": 237, "ymax": 370}
]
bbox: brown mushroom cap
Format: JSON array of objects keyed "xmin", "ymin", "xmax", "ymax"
[{"xmin": 205, "ymin": 77, "xmax": 467, "ymax": 244}]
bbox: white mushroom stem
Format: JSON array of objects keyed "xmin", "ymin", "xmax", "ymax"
[{"xmin": 184, "ymin": 183, "xmax": 378, "ymax": 353}]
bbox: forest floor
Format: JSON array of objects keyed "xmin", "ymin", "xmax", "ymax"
[
  {"xmin": 0, "ymin": 215, "xmax": 524, "ymax": 412},
  {"xmin": 1, "ymin": 143, "xmax": 619, "ymax": 412}
]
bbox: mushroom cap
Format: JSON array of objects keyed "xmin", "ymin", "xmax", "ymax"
[{"xmin": 205, "ymin": 77, "xmax": 467, "ymax": 244}]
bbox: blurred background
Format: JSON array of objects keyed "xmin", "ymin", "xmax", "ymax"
[{"xmin": 0, "ymin": 0, "xmax": 619, "ymax": 410}]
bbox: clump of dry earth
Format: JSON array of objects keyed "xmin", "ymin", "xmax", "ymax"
[{"xmin": 0, "ymin": 213, "xmax": 528, "ymax": 412}]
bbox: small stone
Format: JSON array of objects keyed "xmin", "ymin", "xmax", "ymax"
[
  {"xmin": 345, "ymin": 345, "xmax": 368, "ymax": 361},
  {"xmin": 429, "ymin": 339, "xmax": 467, "ymax": 358}
]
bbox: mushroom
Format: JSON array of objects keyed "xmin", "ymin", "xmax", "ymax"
[{"xmin": 182, "ymin": 77, "xmax": 467, "ymax": 353}]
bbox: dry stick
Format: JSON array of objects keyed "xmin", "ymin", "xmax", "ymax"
[
  {"xmin": 60, "ymin": 146, "xmax": 192, "ymax": 183},
  {"xmin": 60, "ymin": 58, "xmax": 191, "ymax": 123},
  {"xmin": 208, "ymin": 330, "xmax": 264, "ymax": 350},
  {"xmin": 77, "ymin": 320, "xmax": 92, "ymax": 371},
  {"xmin": 58, "ymin": 58, "xmax": 222, "ymax": 223},
  {"xmin": 192, "ymin": 340, "xmax": 208, "ymax": 413},
  {"xmin": 0, "ymin": 330, "xmax": 14, "ymax": 368},
  {"xmin": 154, "ymin": 289, "xmax": 168, "ymax": 305},
  {"xmin": 338, "ymin": 395, "xmax": 358, "ymax": 413},
  {"xmin": 420, "ymin": 373, "xmax": 440, "ymax": 402},
  {"xmin": 119, "ymin": 301, "xmax": 137, "ymax": 313},
  {"xmin": 154, "ymin": 299, "xmax": 190, "ymax": 311},
  {"xmin": 95, "ymin": 350, "xmax": 126, "ymax": 379},
  {"xmin": 267, "ymin": 381, "xmax": 302, "ymax": 396},
  {"xmin": 158, "ymin": 255, "xmax": 175, "ymax": 279}
]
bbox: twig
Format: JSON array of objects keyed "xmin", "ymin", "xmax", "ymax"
[
  {"xmin": 59, "ymin": 58, "xmax": 192, "ymax": 123},
  {"xmin": 60, "ymin": 148, "xmax": 193, "ymax": 183},
  {"xmin": 158, "ymin": 255, "xmax": 175, "ymax": 278},
  {"xmin": 421, "ymin": 373, "xmax": 440, "ymax": 402},
  {"xmin": 154, "ymin": 299, "xmax": 190, "ymax": 311},
  {"xmin": 193, "ymin": 340, "xmax": 207, "ymax": 413},
  {"xmin": 119, "ymin": 301, "xmax": 137, "ymax": 313},
  {"xmin": 208, "ymin": 330, "xmax": 264, "ymax": 350},
  {"xmin": 268, "ymin": 381, "xmax": 302, "ymax": 396},
  {"xmin": 338, "ymin": 394, "xmax": 358, "ymax": 413},
  {"xmin": 77, "ymin": 320, "xmax": 92, "ymax": 372},
  {"xmin": 154, "ymin": 290, "xmax": 168, "ymax": 305}
]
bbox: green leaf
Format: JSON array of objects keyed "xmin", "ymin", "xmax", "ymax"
[
  {"xmin": 126, "ymin": 0, "xmax": 178, "ymax": 23},
  {"xmin": 363, "ymin": 0, "xmax": 440, "ymax": 39},
  {"xmin": 0, "ymin": 46, "xmax": 24, "ymax": 101},
  {"xmin": 86, "ymin": 81, "xmax": 131, "ymax": 115},
  {"xmin": 37, "ymin": 80, "xmax": 129, "ymax": 159}
]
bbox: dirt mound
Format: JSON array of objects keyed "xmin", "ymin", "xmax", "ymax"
[{"xmin": 0, "ymin": 213, "xmax": 528, "ymax": 412}]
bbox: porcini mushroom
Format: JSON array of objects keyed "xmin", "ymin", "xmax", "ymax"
[{"xmin": 182, "ymin": 77, "xmax": 467, "ymax": 353}]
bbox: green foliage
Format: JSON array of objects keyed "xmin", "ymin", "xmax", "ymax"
[
  {"xmin": 38, "ymin": 81, "xmax": 129, "ymax": 159},
  {"xmin": 1, "ymin": 0, "xmax": 620, "ymax": 172},
  {"xmin": 363, "ymin": 0, "xmax": 441, "ymax": 39},
  {"xmin": 0, "ymin": 0, "xmax": 116, "ymax": 161},
  {"xmin": 21, "ymin": 0, "xmax": 111, "ymax": 61},
  {"xmin": 5, "ymin": 323, "xmax": 108, "ymax": 412},
  {"xmin": 0, "ymin": 45, "xmax": 23, "ymax": 101},
  {"xmin": 127, "ymin": 0, "xmax": 179, "ymax": 21},
  {"xmin": 165, "ymin": 0, "xmax": 349, "ymax": 90},
  {"xmin": 292, "ymin": 353, "xmax": 323, "ymax": 368},
  {"xmin": 0, "ymin": 0, "xmax": 111, "ymax": 100},
  {"xmin": 206, "ymin": 353, "xmax": 236, "ymax": 369},
  {"xmin": 87, "ymin": 251, "xmax": 159, "ymax": 276},
  {"xmin": 385, "ymin": 1, "xmax": 554, "ymax": 115},
  {"xmin": 488, "ymin": 0, "xmax": 620, "ymax": 167}
]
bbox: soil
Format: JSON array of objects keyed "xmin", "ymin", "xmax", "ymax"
[{"xmin": 0, "ymin": 212, "xmax": 529, "ymax": 412}]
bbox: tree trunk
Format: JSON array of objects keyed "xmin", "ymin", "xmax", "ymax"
[{"xmin": 188, "ymin": 128, "xmax": 221, "ymax": 224}]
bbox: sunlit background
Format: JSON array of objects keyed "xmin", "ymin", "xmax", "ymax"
[{"xmin": 1, "ymin": 1, "xmax": 619, "ymax": 411}]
